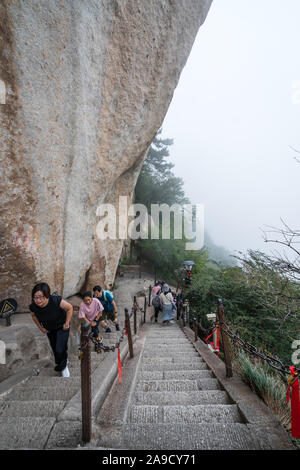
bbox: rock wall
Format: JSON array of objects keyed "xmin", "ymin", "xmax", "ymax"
[{"xmin": 0, "ymin": 0, "xmax": 212, "ymax": 311}]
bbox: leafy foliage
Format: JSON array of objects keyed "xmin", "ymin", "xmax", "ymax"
[
  {"xmin": 133, "ymin": 129, "xmax": 193, "ymax": 280},
  {"xmin": 186, "ymin": 250, "xmax": 300, "ymax": 364},
  {"xmin": 233, "ymin": 350, "xmax": 291, "ymax": 429},
  {"xmin": 134, "ymin": 129, "xmax": 188, "ymax": 209}
]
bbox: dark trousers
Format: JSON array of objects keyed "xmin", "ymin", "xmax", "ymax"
[
  {"xmin": 91, "ymin": 318, "xmax": 101, "ymax": 338},
  {"xmin": 101, "ymin": 310, "xmax": 117, "ymax": 322},
  {"xmin": 154, "ymin": 306, "xmax": 160, "ymax": 319},
  {"xmin": 47, "ymin": 328, "xmax": 69, "ymax": 371}
]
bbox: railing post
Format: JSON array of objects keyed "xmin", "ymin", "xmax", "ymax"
[
  {"xmin": 193, "ymin": 318, "xmax": 198, "ymax": 342},
  {"xmin": 217, "ymin": 299, "xmax": 233, "ymax": 378},
  {"xmin": 81, "ymin": 323, "xmax": 92, "ymax": 442},
  {"xmin": 125, "ymin": 308, "xmax": 134, "ymax": 358},
  {"xmin": 144, "ymin": 296, "xmax": 147, "ymax": 324},
  {"xmin": 148, "ymin": 285, "xmax": 151, "ymax": 307},
  {"xmin": 133, "ymin": 296, "xmax": 137, "ymax": 334},
  {"xmin": 182, "ymin": 304, "xmax": 186, "ymax": 327}
]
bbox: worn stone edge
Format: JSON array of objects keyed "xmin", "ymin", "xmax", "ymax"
[{"xmin": 0, "ymin": 359, "xmax": 51, "ymax": 397}]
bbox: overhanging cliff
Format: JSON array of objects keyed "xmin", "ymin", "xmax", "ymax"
[{"xmin": 0, "ymin": 0, "xmax": 213, "ymax": 310}]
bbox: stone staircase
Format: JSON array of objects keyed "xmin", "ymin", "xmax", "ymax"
[
  {"xmin": 96, "ymin": 322, "xmax": 293, "ymax": 450},
  {"xmin": 0, "ymin": 317, "xmax": 294, "ymax": 450},
  {"xmin": 0, "ymin": 328, "xmax": 122, "ymax": 449}
]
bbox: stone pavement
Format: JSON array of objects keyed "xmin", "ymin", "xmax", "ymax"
[
  {"xmin": 0, "ymin": 272, "xmax": 154, "ymax": 449},
  {"xmin": 96, "ymin": 320, "xmax": 296, "ymax": 450}
]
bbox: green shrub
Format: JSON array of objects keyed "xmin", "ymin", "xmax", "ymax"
[{"xmin": 233, "ymin": 349, "xmax": 290, "ymax": 428}]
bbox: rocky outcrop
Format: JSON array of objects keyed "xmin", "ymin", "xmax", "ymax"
[{"xmin": 0, "ymin": 0, "xmax": 212, "ymax": 310}]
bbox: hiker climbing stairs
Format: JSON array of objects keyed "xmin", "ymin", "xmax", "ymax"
[
  {"xmin": 0, "ymin": 329, "xmax": 121, "ymax": 449},
  {"xmin": 96, "ymin": 321, "xmax": 292, "ymax": 450}
]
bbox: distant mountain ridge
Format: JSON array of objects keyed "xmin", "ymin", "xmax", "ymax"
[{"xmin": 204, "ymin": 232, "xmax": 236, "ymax": 266}]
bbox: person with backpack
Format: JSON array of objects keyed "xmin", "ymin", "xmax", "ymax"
[
  {"xmin": 151, "ymin": 282, "xmax": 161, "ymax": 322},
  {"xmin": 159, "ymin": 283, "xmax": 175, "ymax": 325},
  {"xmin": 152, "ymin": 282, "xmax": 161, "ymax": 296},
  {"xmin": 29, "ymin": 282, "xmax": 73, "ymax": 377},
  {"xmin": 92, "ymin": 285, "xmax": 120, "ymax": 332}
]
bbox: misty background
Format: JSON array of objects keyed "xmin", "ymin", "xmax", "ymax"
[{"xmin": 161, "ymin": 0, "xmax": 300, "ymax": 260}]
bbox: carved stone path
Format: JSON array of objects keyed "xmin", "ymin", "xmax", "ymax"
[{"xmin": 96, "ymin": 321, "xmax": 295, "ymax": 450}]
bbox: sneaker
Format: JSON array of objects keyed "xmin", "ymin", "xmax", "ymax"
[
  {"xmin": 61, "ymin": 365, "xmax": 70, "ymax": 378},
  {"xmin": 169, "ymin": 320, "xmax": 175, "ymax": 324},
  {"xmin": 105, "ymin": 327, "xmax": 111, "ymax": 333},
  {"xmin": 115, "ymin": 323, "xmax": 120, "ymax": 331},
  {"xmin": 55, "ymin": 361, "xmax": 67, "ymax": 372}
]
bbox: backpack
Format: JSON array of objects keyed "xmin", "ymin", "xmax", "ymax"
[
  {"xmin": 152, "ymin": 295, "xmax": 161, "ymax": 308},
  {"xmin": 102, "ymin": 290, "xmax": 114, "ymax": 311}
]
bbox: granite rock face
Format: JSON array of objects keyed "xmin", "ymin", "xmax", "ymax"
[{"xmin": 0, "ymin": 0, "xmax": 212, "ymax": 310}]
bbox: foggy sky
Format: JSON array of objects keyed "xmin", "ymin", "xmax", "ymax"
[{"xmin": 161, "ymin": 0, "xmax": 300, "ymax": 258}]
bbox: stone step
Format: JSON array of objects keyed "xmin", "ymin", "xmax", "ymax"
[
  {"xmin": 198, "ymin": 378, "xmax": 221, "ymax": 390},
  {"xmin": 140, "ymin": 362, "xmax": 209, "ymax": 372},
  {"xmin": 0, "ymin": 400, "xmax": 66, "ymax": 417},
  {"xmin": 1, "ymin": 384, "xmax": 79, "ymax": 401},
  {"xmin": 143, "ymin": 346, "xmax": 196, "ymax": 352},
  {"xmin": 146, "ymin": 331, "xmax": 191, "ymax": 344},
  {"xmin": 133, "ymin": 390, "xmax": 231, "ymax": 406},
  {"xmin": 66, "ymin": 360, "xmax": 100, "ymax": 368},
  {"xmin": 67, "ymin": 360, "xmax": 101, "ymax": 373},
  {"xmin": 143, "ymin": 338, "xmax": 193, "ymax": 344},
  {"xmin": 145, "ymin": 334, "xmax": 190, "ymax": 338},
  {"xmin": 145, "ymin": 340, "xmax": 191, "ymax": 345},
  {"xmin": 138, "ymin": 369, "xmax": 213, "ymax": 380},
  {"xmin": 129, "ymin": 404, "xmax": 243, "ymax": 424},
  {"xmin": 141, "ymin": 356, "xmax": 204, "ymax": 364},
  {"xmin": 146, "ymin": 332, "xmax": 185, "ymax": 336},
  {"xmin": 136, "ymin": 380, "xmax": 198, "ymax": 392},
  {"xmin": 144, "ymin": 337, "xmax": 193, "ymax": 343},
  {"xmin": 27, "ymin": 376, "xmax": 80, "ymax": 387},
  {"xmin": 0, "ymin": 417, "xmax": 56, "ymax": 449},
  {"xmin": 104, "ymin": 423, "xmax": 261, "ymax": 450},
  {"xmin": 44, "ymin": 420, "xmax": 83, "ymax": 449},
  {"xmin": 142, "ymin": 351, "xmax": 200, "ymax": 358},
  {"xmin": 136, "ymin": 378, "xmax": 221, "ymax": 392}
]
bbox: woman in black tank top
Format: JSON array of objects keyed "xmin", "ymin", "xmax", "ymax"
[{"xmin": 29, "ymin": 282, "xmax": 73, "ymax": 377}]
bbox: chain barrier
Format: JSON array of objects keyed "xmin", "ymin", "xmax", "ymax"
[
  {"xmin": 135, "ymin": 302, "xmax": 145, "ymax": 314},
  {"xmin": 219, "ymin": 320, "xmax": 299, "ymax": 376},
  {"xmin": 78, "ymin": 298, "xmax": 138, "ymax": 359},
  {"xmin": 192, "ymin": 313, "xmax": 299, "ymax": 375},
  {"xmin": 191, "ymin": 298, "xmax": 300, "ymax": 438},
  {"xmin": 196, "ymin": 319, "xmax": 217, "ymax": 337},
  {"xmin": 78, "ymin": 327, "xmax": 127, "ymax": 359}
]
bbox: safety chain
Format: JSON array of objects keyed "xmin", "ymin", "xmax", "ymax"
[
  {"xmin": 194, "ymin": 318, "xmax": 217, "ymax": 336},
  {"xmin": 78, "ymin": 327, "xmax": 127, "ymax": 358},
  {"xmin": 219, "ymin": 320, "xmax": 300, "ymax": 375},
  {"xmin": 135, "ymin": 301, "xmax": 145, "ymax": 314}
]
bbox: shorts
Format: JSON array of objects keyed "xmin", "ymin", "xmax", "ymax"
[{"xmin": 100, "ymin": 310, "xmax": 116, "ymax": 322}]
